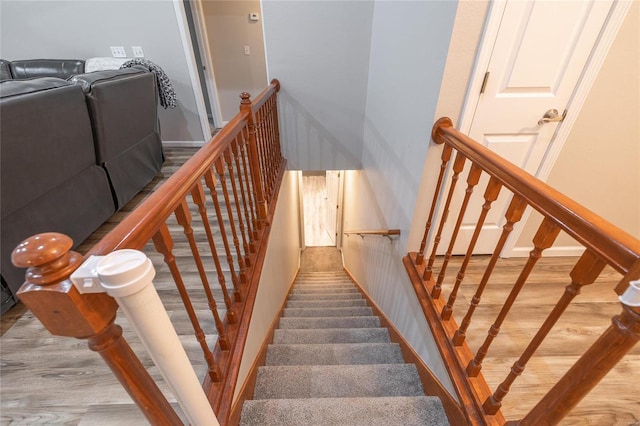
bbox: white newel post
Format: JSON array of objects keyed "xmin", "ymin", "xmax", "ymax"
[{"xmin": 96, "ymin": 249, "xmax": 219, "ymax": 426}]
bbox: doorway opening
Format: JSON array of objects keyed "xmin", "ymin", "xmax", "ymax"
[{"xmin": 301, "ymin": 171, "xmax": 344, "ymax": 248}]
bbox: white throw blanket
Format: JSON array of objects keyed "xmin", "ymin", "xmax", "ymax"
[{"xmin": 85, "ymin": 57, "xmax": 129, "ymax": 73}]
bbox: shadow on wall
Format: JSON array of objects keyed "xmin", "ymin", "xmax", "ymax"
[
  {"xmin": 360, "ymin": 116, "xmax": 427, "ymax": 250},
  {"xmin": 279, "ymin": 91, "xmax": 362, "ymax": 170}
]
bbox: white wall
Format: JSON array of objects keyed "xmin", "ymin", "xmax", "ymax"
[
  {"xmin": 0, "ymin": 1, "xmax": 205, "ymax": 142},
  {"xmin": 261, "ymin": 0, "xmax": 374, "ymax": 170},
  {"xmin": 233, "ymin": 171, "xmax": 301, "ymax": 402},
  {"xmin": 342, "ymin": 0, "xmax": 458, "ymax": 397}
]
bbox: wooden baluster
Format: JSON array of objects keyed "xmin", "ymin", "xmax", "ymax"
[
  {"xmin": 483, "ymin": 249, "xmax": 606, "ymax": 415},
  {"xmin": 215, "ymin": 155, "xmax": 248, "ymax": 285},
  {"xmin": 433, "ymin": 163, "xmax": 483, "ymax": 299},
  {"xmin": 240, "ymin": 93, "xmax": 268, "ymax": 227},
  {"xmin": 152, "ymin": 223, "xmax": 221, "ymax": 382},
  {"xmin": 175, "ymin": 200, "xmax": 231, "ymax": 351},
  {"xmin": 256, "ymin": 108, "xmax": 271, "ymax": 199},
  {"xmin": 12, "ymin": 233, "xmax": 182, "ymax": 425},
  {"xmin": 521, "ymin": 298, "xmax": 640, "ymax": 425},
  {"xmin": 424, "ymin": 152, "xmax": 467, "ymax": 284},
  {"xmin": 271, "ymin": 80, "xmax": 282, "ymax": 163},
  {"xmin": 269, "ymin": 94, "xmax": 281, "ymax": 181},
  {"xmin": 239, "ymin": 128, "xmax": 259, "ymax": 241},
  {"xmin": 417, "ymin": 145, "xmax": 453, "ymax": 265},
  {"xmin": 442, "ymin": 176, "xmax": 502, "ymax": 320},
  {"xmin": 224, "ymin": 144, "xmax": 251, "ymax": 267},
  {"xmin": 467, "ymin": 218, "xmax": 560, "ymax": 377},
  {"xmin": 191, "ymin": 182, "xmax": 236, "ymax": 324},
  {"xmin": 233, "ymin": 136, "xmax": 257, "ymax": 250},
  {"xmin": 262, "ymin": 104, "xmax": 274, "ymax": 199},
  {"xmin": 452, "ymin": 195, "xmax": 528, "ymax": 346},
  {"xmin": 204, "ymin": 168, "xmax": 242, "ymax": 302}
]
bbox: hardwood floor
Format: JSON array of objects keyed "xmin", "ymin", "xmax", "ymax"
[
  {"xmin": 444, "ymin": 255, "xmax": 640, "ymax": 425},
  {"xmin": 1, "ymin": 148, "xmax": 637, "ymax": 424}
]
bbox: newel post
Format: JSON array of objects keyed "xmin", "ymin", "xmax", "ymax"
[
  {"xmin": 520, "ymin": 279, "xmax": 640, "ymax": 425},
  {"xmin": 240, "ymin": 92, "xmax": 268, "ymax": 228},
  {"xmin": 11, "ymin": 233, "xmax": 182, "ymax": 426}
]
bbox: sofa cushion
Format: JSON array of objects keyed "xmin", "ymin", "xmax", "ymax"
[
  {"xmin": 10, "ymin": 59, "xmax": 85, "ymax": 80},
  {"xmin": 0, "ymin": 60, "xmax": 12, "ymax": 80},
  {"xmin": 0, "ymin": 78, "xmax": 107, "ymax": 218},
  {"xmin": 71, "ymin": 67, "xmax": 163, "ymax": 208}
]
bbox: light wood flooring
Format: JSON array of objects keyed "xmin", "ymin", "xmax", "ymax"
[
  {"xmin": 443, "ymin": 255, "xmax": 639, "ymax": 425},
  {"xmin": 1, "ymin": 148, "xmax": 638, "ymax": 425}
]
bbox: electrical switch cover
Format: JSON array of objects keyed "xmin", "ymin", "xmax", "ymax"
[
  {"xmin": 110, "ymin": 46, "xmax": 127, "ymax": 58},
  {"xmin": 249, "ymin": 12, "xmax": 259, "ymax": 21},
  {"xmin": 244, "ymin": 45, "xmax": 250, "ymax": 55},
  {"xmin": 131, "ymin": 46, "xmax": 145, "ymax": 58}
]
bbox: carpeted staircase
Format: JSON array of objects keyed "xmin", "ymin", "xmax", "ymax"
[{"xmin": 240, "ymin": 270, "xmax": 450, "ymax": 425}]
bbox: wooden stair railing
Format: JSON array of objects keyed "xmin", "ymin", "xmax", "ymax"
[
  {"xmin": 344, "ymin": 229, "xmax": 401, "ymax": 243},
  {"xmin": 404, "ymin": 117, "xmax": 640, "ymax": 425},
  {"xmin": 11, "ymin": 80, "xmax": 286, "ymax": 426}
]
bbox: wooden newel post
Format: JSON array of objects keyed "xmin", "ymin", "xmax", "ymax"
[
  {"xmin": 520, "ymin": 283, "xmax": 640, "ymax": 425},
  {"xmin": 240, "ymin": 92, "xmax": 269, "ymax": 227},
  {"xmin": 11, "ymin": 233, "xmax": 182, "ymax": 426}
]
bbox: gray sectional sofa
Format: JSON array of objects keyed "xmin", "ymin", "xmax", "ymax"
[{"xmin": 0, "ymin": 59, "xmax": 165, "ymax": 313}]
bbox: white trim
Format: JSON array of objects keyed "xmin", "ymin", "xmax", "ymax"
[
  {"xmin": 173, "ymin": 0, "xmax": 212, "ymax": 142},
  {"xmin": 457, "ymin": 0, "xmax": 507, "ymax": 134},
  {"xmin": 190, "ymin": 0, "xmax": 224, "ymax": 127},
  {"xmin": 162, "ymin": 140, "xmax": 206, "ymax": 148},
  {"xmin": 509, "ymin": 246, "xmax": 586, "ymax": 258},
  {"xmin": 502, "ymin": 0, "xmax": 633, "ymax": 257},
  {"xmin": 259, "ymin": 0, "xmax": 270, "ymax": 84}
]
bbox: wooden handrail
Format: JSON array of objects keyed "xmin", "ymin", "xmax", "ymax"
[
  {"xmin": 344, "ymin": 229, "xmax": 401, "ymax": 243},
  {"xmin": 344, "ymin": 229, "xmax": 401, "ymax": 236},
  {"xmin": 404, "ymin": 117, "xmax": 640, "ymax": 425},
  {"xmin": 432, "ymin": 117, "xmax": 640, "ymax": 276},
  {"xmin": 13, "ymin": 81, "xmax": 286, "ymax": 426}
]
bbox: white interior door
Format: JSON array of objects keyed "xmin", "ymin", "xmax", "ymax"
[
  {"xmin": 445, "ymin": 0, "xmax": 615, "ymax": 255},
  {"xmin": 325, "ymin": 171, "xmax": 341, "ymax": 245}
]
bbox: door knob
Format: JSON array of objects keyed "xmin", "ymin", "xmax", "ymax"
[{"xmin": 538, "ymin": 109, "xmax": 566, "ymax": 125}]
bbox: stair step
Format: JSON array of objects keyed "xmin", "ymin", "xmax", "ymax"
[
  {"xmin": 289, "ymin": 287, "xmax": 360, "ymax": 294},
  {"xmin": 282, "ymin": 307, "xmax": 372, "ymax": 317},
  {"xmin": 265, "ymin": 343, "xmax": 404, "ymax": 365},
  {"xmin": 286, "ymin": 299, "xmax": 367, "ymax": 308},
  {"xmin": 273, "ymin": 328, "xmax": 390, "ymax": 344},
  {"xmin": 253, "ymin": 364, "xmax": 424, "ymax": 399},
  {"xmin": 292, "ymin": 283, "xmax": 355, "ymax": 289},
  {"xmin": 278, "ymin": 316, "xmax": 380, "ymax": 329},
  {"xmin": 287, "ymin": 292, "xmax": 363, "ymax": 301},
  {"xmin": 240, "ymin": 396, "xmax": 449, "ymax": 426}
]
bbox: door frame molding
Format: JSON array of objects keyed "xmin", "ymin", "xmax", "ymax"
[
  {"xmin": 457, "ymin": 0, "xmax": 633, "ymax": 257},
  {"xmin": 188, "ymin": 0, "xmax": 224, "ymax": 128}
]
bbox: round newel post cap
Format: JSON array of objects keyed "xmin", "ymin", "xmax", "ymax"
[
  {"xmin": 431, "ymin": 117, "xmax": 453, "ymax": 145},
  {"xmin": 11, "ymin": 232, "xmax": 118, "ymax": 338},
  {"xmin": 240, "ymin": 92, "xmax": 251, "ymax": 104},
  {"xmin": 12, "ymin": 232, "xmax": 81, "ymax": 285}
]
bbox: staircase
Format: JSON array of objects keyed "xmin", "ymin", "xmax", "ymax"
[{"xmin": 240, "ymin": 269, "xmax": 450, "ymax": 425}]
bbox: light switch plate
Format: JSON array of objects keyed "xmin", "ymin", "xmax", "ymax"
[
  {"xmin": 110, "ymin": 46, "xmax": 126, "ymax": 58},
  {"xmin": 131, "ymin": 46, "xmax": 145, "ymax": 58},
  {"xmin": 249, "ymin": 12, "xmax": 259, "ymax": 21}
]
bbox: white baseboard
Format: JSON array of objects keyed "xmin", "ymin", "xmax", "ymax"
[
  {"xmin": 162, "ymin": 140, "xmax": 206, "ymax": 148},
  {"xmin": 509, "ymin": 246, "xmax": 586, "ymax": 258}
]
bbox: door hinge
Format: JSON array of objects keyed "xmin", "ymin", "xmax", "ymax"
[{"xmin": 480, "ymin": 72, "xmax": 490, "ymax": 94}]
